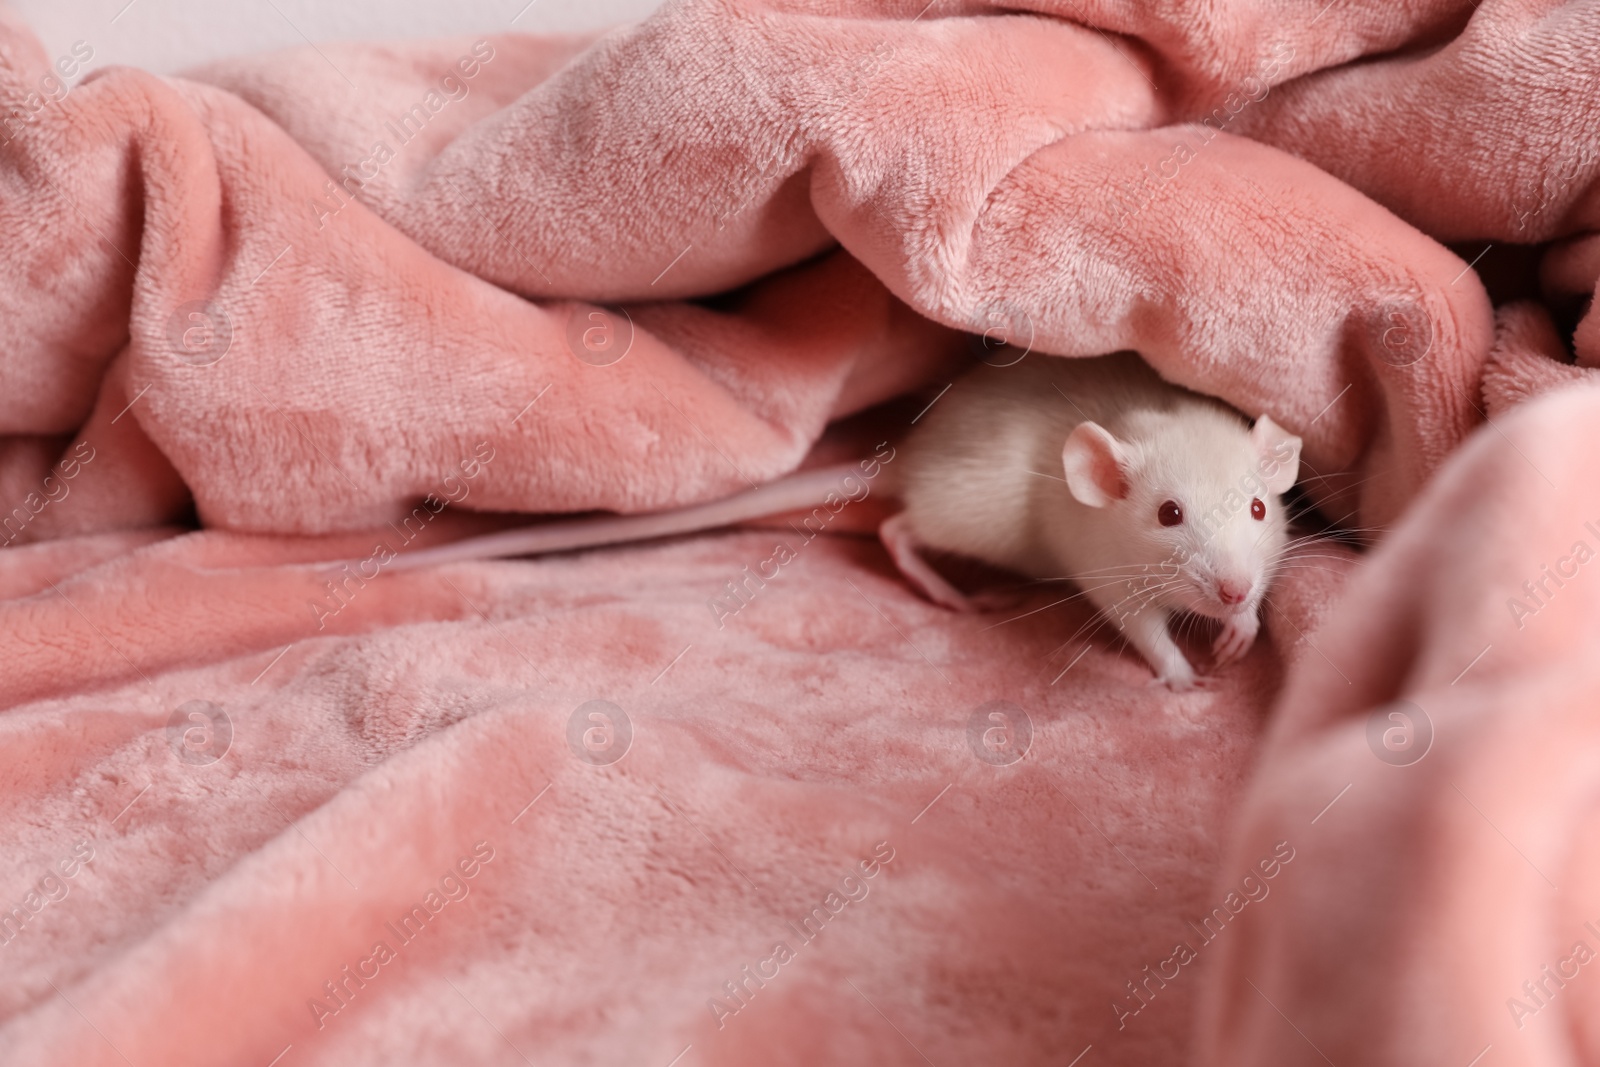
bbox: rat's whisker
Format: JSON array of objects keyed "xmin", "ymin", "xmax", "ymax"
[
  {"xmin": 986, "ymin": 593, "xmax": 1089, "ymax": 629},
  {"xmin": 984, "ymin": 574, "xmax": 1184, "ymax": 629}
]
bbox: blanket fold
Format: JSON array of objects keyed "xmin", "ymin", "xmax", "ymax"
[
  {"xmin": 1198, "ymin": 384, "xmax": 1600, "ymax": 1066},
  {"xmin": 1, "ymin": 0, "xmax": 1529, "ymax": 539}
]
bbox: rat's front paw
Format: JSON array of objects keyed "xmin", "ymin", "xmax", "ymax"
[
  {"xmin": 1212, "ymin": 612, "xmax": 1260, "ymax": 667},
  {"xmin": 1149, "ymin": 659, "xmax": 1202, "ymax": 691}
]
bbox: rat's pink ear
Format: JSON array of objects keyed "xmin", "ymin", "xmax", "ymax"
[
  {"xmin": 1062, "ymin": 421, "xmax": 1131, "ymax": 508},
  {"xmin": 1251, "ymin": 414, "xmax": 1302, "ymax": 494}
]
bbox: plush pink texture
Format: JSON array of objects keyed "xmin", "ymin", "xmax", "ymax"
[
  {"xmin": 0, "ymin": 0, "xmax": 1502, "ymax": 539},
  {"xmin": 0, "ymin": 0, "xmax": 1596, "ymax": 1064},
  {"xmin": 1482, "ymin": 302, "xmax": 1596, "ymax": 417},
  {"xmin": 0, "ymin": 515, "xmax": 1352, "ymax": 1067},
  {"xmin": 1197, "ymin": 384, "xmax": 1600, "ymax": 1066},
  {"xmin": 1228, "ymin": 3, "xmax": 1600, "ymax": 244}
]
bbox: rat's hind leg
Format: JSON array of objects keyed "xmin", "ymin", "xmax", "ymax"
[{"xmin": 879, "ymin": 512, "xmax": 983, "ymax": 612}]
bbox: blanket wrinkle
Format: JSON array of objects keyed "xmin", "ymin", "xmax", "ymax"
[
  {"xmin": 0, "ymin": 522, "xmax": 1345, "ymax": 1066},
  {"xmin": 177, "ymin": 3, "xmax": 1491, "ymax": 530},
  {"xmin": 3, "ymin": 1, "xmax": 1503, "ymax": 536},
  {"xmin": 1228, "ymin": 1, "xmax": 1600, "ymax": 244},
  {"xmin": 1481, "ymin": 301, "xmax": 1595, "ymax": 418},
  {"xmin": 1197, "ymin": 383, "xmax": 1600, "ymax": 1066},
  {"xmin": 1548, "ymin": 232, "xmax": 1600, "ymax": 371}
]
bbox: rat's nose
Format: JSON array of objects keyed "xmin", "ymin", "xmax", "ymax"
[{"xmin": 1217, "ymin": 579, "xmax": 1252, "ymax": 606}]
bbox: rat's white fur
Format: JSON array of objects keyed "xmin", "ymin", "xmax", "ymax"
[{"xmin": 890, "ymin": 352, "xmax": 1301, "ymax": 689}]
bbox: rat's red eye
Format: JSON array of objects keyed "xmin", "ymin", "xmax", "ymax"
[
  {"xmin": 1158, "ymin": 500, "xmax": 1183, "ymax": 527},
  {"xmin": 1250, "ymin": 497, "xmax": 1266, "ymax": 521}
]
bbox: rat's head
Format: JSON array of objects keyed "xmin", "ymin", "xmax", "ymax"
[{"xmin": 1061, "ymin": 405, "xmax": 1301, "ymax": 619}]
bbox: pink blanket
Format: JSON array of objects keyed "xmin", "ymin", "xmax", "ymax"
[{"xmin": 1, "ymin": 0, "xmax": 1596, "ymax": 1063}]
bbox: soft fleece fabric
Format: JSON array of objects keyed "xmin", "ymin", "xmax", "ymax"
[{"xmin": 0, "ymin": 0, "xmax": 1596, "ymax": 1064}]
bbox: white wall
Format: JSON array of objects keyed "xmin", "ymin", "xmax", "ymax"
[{"xmin": 8, "ymin": 0, "xmax": 664, "ymax": 75}]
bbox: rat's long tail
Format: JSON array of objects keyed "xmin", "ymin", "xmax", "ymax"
[{"xmin": 378, "ymin": 462, "xmax": 872, "ymax": 572}]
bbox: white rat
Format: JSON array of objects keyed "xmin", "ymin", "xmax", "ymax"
[
  {"xmin": 883, "ymin": 352, "xmax": 1300, "ymax": 688},
  {"xmin": 357, "ymin": 353, "xmax": 1299, "ymax": 688}
]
